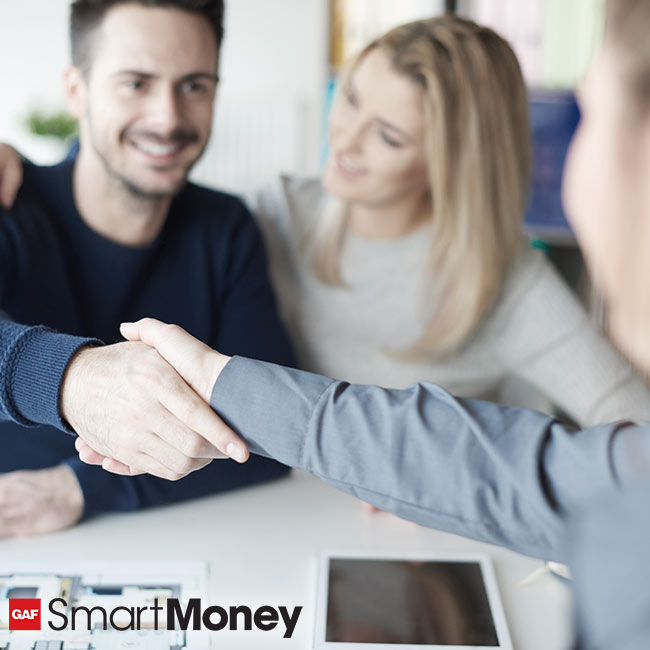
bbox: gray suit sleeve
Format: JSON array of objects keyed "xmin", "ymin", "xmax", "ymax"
[
  {"xmin": 210, "ymin": 357, "xmax": 650, "ymax": 560},
  {"xmin": 567, "ymin": 478, "xmax": 650, "ymax": 650}
]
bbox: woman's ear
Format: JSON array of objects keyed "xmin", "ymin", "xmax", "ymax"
[{"xmin": 63, "ymin": 66, "xmax": 86, "ymax": 120}]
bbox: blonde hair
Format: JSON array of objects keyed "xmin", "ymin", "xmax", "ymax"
[{"xmin": 314, "ymin": 15, "xmax": 531, "ymax": 358}]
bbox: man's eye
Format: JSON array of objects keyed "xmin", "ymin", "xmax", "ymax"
[
  {"xmin": 125, "ymin": 79, "xmax": 144, "ymax": 91},
  {"xmin": 182, "ymin": 81, "xmax": 207, "ymax": 94}
]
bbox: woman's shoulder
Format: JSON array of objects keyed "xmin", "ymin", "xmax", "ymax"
[
  {"xmin": 251, "ymin": 174, "xmax": 327, "ymax": 232},
  {"xmin": 490, "ymin": 244, "xmax": 589, "ymax": 338},
  {"xmin": 500, "ymin": 245, "xmax": 572, "ymax": 305},
  {"xmin": 246, "ymin": 175, "xmax": 328, "ymax": 270}
]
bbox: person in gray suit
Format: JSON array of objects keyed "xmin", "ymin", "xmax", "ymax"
[{"xmin": 28, "ymin": 0, "xmax": 650, "ymax": 646}]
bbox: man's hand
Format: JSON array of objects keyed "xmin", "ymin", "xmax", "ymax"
[
  {"xmin": 75, "ymin": 436, "xmax": 142, "ymax": 476},
  {"xmin": 0, "ymin": 465, "xmax": 83, "ymax": 537},
  {"xmin": 61, "ymin": 340, "xmax": 248, "ymax": 481},
  {"xmin": 0, "ymin": 143, "xmax": 23, "ymax": 210}
]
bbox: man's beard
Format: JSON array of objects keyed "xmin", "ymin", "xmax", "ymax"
[
  {"xmin": 90, "ymin": 122, "xmax": 203, "ymax": 200},
  {"xmin": 117, "ymin": 171, "xmax": 185, "ymax": 201}
]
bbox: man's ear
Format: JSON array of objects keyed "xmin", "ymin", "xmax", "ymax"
[{"xmin": 63, "ymin": 66, "xmax": 86, "ymax": 120}]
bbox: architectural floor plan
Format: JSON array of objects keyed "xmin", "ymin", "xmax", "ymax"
[{"xmin": 0, "ymin": 563, "xmax": 207, "ymax": 650}]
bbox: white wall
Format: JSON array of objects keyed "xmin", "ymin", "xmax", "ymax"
[
  {"xmin": 0, "ymin": 0, "xmax": 329, "ymax": 182},
  {"xmin": 0, "ymin": 0, "xmax": 72, "ymax": 162},
  {"xmin": 193, "ymin": 0, "xmax": 329, "ymax": 190}
]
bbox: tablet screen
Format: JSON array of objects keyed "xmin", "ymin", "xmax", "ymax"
[{"xmin": 325, "ymin": 559, "xmax": 499, "ymax": 646}]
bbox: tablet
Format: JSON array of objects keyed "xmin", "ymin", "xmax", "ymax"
[{"xmin": 314, "ymin": 552, "xmax": 513, "ymax": 650}]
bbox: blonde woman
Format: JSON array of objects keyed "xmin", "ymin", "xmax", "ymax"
[
  {"xmin": 1, "ymin": 15, "xmax": 649, "ymax": 426},
  {"xmin": 249, "ymin": 15, "xmax": 650, "ymax": 425}
]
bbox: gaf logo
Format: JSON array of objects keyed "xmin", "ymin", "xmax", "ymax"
[{"xmin": 9, "ymin": 598, "xmax": 41, "ymax": 630}]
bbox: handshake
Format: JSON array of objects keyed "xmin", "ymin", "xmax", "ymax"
[{"xmin": 62, "ymin": 319, "xmax": 247, "ymax": 480}]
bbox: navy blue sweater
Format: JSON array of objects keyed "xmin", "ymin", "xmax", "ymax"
[{"xmin": 0, "ymin": 160, "xmax": 295, "ymax": 518}]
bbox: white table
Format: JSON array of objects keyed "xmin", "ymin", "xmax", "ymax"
[{"xmin": 0, "ymin": 470, "xmax": 574, "ymax": 649}]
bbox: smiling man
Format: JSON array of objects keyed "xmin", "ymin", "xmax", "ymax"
[
  {"xmin": 0, "ymin": 0, "xmax": 295, "ymax": 536},
  {"xmin": 70, "ymin": 2, "xmax": 218, "ymax": 233}
]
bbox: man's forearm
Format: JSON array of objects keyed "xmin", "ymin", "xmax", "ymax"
[{"xmin": 211, "ymin": 356, "xmax": 649, "ymax": 560}]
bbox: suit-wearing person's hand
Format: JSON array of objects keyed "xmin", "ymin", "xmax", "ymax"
[
  {"xmin": 119, "ymin": 319, "xmax": 231, "ymax": 403},
  {"xmin": 0, "ymin": 143, "xmax": 23, "ymax": 210},
  {"xmin": 0, "ymin": 465, "xmax": 83, "ymax": 537},
  {"xmin": 61, "ymin": 340, "xmax": 248, "ymax": 481}
]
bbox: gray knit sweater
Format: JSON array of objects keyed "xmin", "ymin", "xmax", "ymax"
[{"xmin": 249, "ymin": 175, "xmax": 650, "ymax": 426}]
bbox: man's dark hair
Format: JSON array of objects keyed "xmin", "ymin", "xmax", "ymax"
[{"xmin": 70, "ymin": 0, "xmax": 225, "ymax": 71}]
